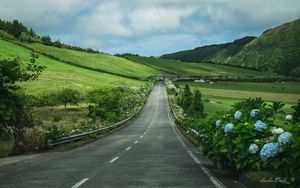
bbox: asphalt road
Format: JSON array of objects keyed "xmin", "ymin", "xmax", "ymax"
[{"xmin": 0, "ymin": 82, "xmax": 246, "ymax": 188}]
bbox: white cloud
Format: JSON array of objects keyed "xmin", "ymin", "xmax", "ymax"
[
  {"xmin": 0, "ymin": 0, "xmax": 90, "ymax": 30},
  {"xmin": 0, "ymin": 0, "xmax": 299, "ymax": 54},
  {"xmin": 129, "ymin": 7, "xmax": 197, "ymax": 34},
  {"xmin": 77, "ymin": 2, "xmax": 131, "ymax": 37}
]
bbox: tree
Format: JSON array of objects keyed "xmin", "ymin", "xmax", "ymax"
[
  {"xmin": 57, "ymin": 88, "xmax": 81, "ymax": 109},
  {"xmin": 41, "ymin": 35, "xmax": 52, "ymax": 45},
  {"xmin": 192, "ymin": 89, "xmax": 204, "ymax": 117},
  {"xmin": 19, "ymin": 32, "xmax": 32, "ymax": 43},
  {"xmin": 180, "ymin": 84, "xmax": 193, "ymax": 112},
  {"xmin": 9, "ymin": 20, "xmax": 28, "ymax": 38},
  {"xmin": 54, "ymin": 39, "xmax": 62, "ymax": 48},
  {"xmin": 0, "ymin": 51, "xmax": 44, "ymax": 154},
  {"xmin": 87, "ymin": 89, "xmax": 123, "ymax": 122}
]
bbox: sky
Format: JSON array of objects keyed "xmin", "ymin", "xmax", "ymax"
[{"xmin": 0, "ymin": 0, "xmax": 299, "ymax": 56}]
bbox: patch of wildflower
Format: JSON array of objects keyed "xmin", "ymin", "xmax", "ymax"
[
  {"xmin": 234, "ymin": 111, "xmax": 242, "ymax": 119},
  {"xmin": 215, "ymin": 120, "xmax": 221, "ymax": 127},
  {"xmin": 260, "ymin": 143, "xmax": 279, "ymax": 161},
  {"xmin": 286, "ymin": 115, "xmax": 292, "ymax": 120},
  {"xmin": 249, "ymin": 143, "xmax": 259, "ymax": 154},
  {"xmin": 278, "ymin": 132, "xmax": 292, "ymax": 145},
  {"xmin": 250, "ymin": 109, "xmax": 259, "ymax": 118},
  {"xmin": 224, "ymin": 123, "xmax": 234, "ymax": 133},
  {"xmin": 271, "ymin": 128, "xmax": 284, "ymax": 134},
  {"xmin": 254, "ymin": 120, "xmax": 267, "ymax": 131}
]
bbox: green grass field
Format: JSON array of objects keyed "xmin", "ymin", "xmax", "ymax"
[
  {"xmin": 0, "ymin": 40, "xmax": 144, "ymax": 95},
  {"xmin": 176, "ymin": 81, "xmax": 299, "ymax": 117},
  {"xmin": 26, "ymin": 43, "xmax": 161, "ymax": 80},
  {"xmin": 176, "ymin": 81, "xmax": 300, "ymax": 103},
  {"xmin": 177, "ymin": 81, "xmax": 300, "ymax": 94},
  {"xmin": 125, "ymin": 55, "xmax": 274, "ymax": 77}
]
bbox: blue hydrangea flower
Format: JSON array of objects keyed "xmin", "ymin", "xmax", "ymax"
[
  {"xmin": 215, "ymin": 120, "xmax": 221, "ymax": 127},
  {"xmin": 254, "ymin": 120, "xmax": 267, "ymax": 131},
  {"xmin": 250, "ymin": 109, "xmax": 259, "ymax": 118},
  {"xmin": 234, "ymin": 111, "xmax": 242, "ymax": 119},
  {"xmin": 260, "ymin": 143, "xmax": 279, "ymax": 161},
  {"xmin": 248, "ymin": 143, "xmax": 259, "ymax": 154},
  {"xmin": 278, "ymin": 132, "xmax": 292, "ymax": 145},
  {"xmin": 224, "ymin": 123, "xmax": 234, "ymax": 133}
]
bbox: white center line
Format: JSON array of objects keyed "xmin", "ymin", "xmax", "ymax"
[
  {"xmin": 126, "ymin": 147, "xmax": 131, "ymax": 151},
  {"xmin": 134, "ymin": 140, "xmax": 138, "ymax": 144},
  {"xmin": 140, "ymin": 135, "xmax": 143, "ymax": 138},
  {"xmin": 109, "ymin": 156, "xmax": 119, "ymax": 163},
  {"xmin": 71, "ymin": 178, "xmax": 89, "ymax": 188},
  {"xmin": 144, "ymin": 132, "xmax": 147, "ymax": 135}
]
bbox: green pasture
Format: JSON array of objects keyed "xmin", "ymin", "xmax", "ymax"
[
  {"xmin": 27, "ymin": 43, "xmax": 161, "ymax": 79},
  {"xmin": 0, "ymin": 40, "xmax": 144, "ymax": 95},
  {"xmin": 125, "ymin": 55, "xmax": 273, "ymax": 77},
  {"xmin": 176, "ymin": 81, "xmax": 299, "ymax": 117}
]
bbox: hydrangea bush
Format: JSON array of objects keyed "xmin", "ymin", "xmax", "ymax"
[
  {"xmin": 166, "ymin": 81, "xmax": 186, "ymax": 124},
  {"xmin": 198, "ymin": 98, "xmax": 300, "ymax": 187}
]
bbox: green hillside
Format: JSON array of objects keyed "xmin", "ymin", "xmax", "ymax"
[
  {"xmin": 161, "ymin": 19, "xmax": 300, "ymax": 77},
  {"xmin": 20, "ymin": 43, "xmax": 161, "ymax": 80},
  {"xmin": 228, "ymin": 19, "xmax": 300, "ymax": 76},
  {"xmin": 124, "ymin": 55, "xmax": 273, "ymax": 77},
  {"xmin": 0, "ymin": 39, "xmax": 144, "ymax": 95},
  {"xmin": 161, "ymin": 36, "xmax": 256, "ymax": 62}
]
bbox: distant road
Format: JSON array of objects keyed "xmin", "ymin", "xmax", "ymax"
[{"xmin": 0, "ymin": 82, "xmax": 246, "ymax": 188}]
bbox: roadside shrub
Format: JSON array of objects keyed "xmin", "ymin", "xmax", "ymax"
[
  {"xmin": 23, "ymin": 126, "xmax": 45, "ymax": 151},
  {"xmin": 45, "ymin": 124, "xmax": 65, "ymax": 141},
  {"xmin": 0, "ymin": 128, "xmax": 11, "ymax": 140},
  {"xmin": 52, "ymin": 115, "xmax": 63, "ymax": 122},
  {"xmin": 35, "ymin": 92, "xmax": 60, "ymax": 107},
  {"xmin": 87, "ymin": 83, "xmax": 152, "ymax": 124},
  {"xmin": 199, "ymin": 98, "xmax": 300, "ymax": 187},
  {"xmin": 292, "ymin": 99, "xmax": 300, "ymax": 123},
  {"xmin": 57, "ymin": 88, "xmax": 82, "ymax": 109}
]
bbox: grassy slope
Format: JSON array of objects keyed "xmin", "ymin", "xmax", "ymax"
[
  {"xmin": 125, "ymin": 55, "xmax": 271, "ymax": 77},
  {"xmin": 161, "ymin": 36, "xmax": 256, "ymax": 63},
  {"xmin": 26, "ymin": 43, "xmax": 161, "ymax": 80},
  {"xmin": 228, "ymin": 19, "xmax": 300, "ymax": 75},
  {"xmin": 0, "ymin": 40, "xmax": 144, "ymax": 95}
]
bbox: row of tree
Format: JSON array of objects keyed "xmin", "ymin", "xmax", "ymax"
[
  {"xmin": 0, "ymin": 19, "xmax": 101, "ymax": 54},
  {"xmin": 178, "ymin": 85, "xmax": 204, "ymax": 118}
]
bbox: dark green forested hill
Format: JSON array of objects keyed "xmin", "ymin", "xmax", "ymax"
[
  {"xmin": 161, "ymin": 19, "xmax": 300, "ymax": 77},
  {"xmin": 161, "ymin": 36, "xmax": 256, "ymax": 62}
]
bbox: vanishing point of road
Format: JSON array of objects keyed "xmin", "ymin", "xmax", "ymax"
[{"xmin": 0, "ymin": 82, "xmax": 247, "ymax": 188}]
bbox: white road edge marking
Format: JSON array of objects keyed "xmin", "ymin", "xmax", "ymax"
[
  {"xmin": 166, "ymin": 90, "xmax": 225, "ymax": 188},
  {"xmin": 71, "ymin": 178, "xmax": 89, "ymax": 188},
  {"xmin": 109, "ymin": 156, "xmax": 119, "ymax": 163},
  {"xmin": 126, "ymin": 147, "xmax": 131, "ymax": 151},
  {"xmin": 134, "ymin": 140, "xmax": 138, "ymax": 144}
]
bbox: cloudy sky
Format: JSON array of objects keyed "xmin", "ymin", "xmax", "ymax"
[{"xmin": 0, "ymin": 0, "xmax": 299, "ymax": 56}]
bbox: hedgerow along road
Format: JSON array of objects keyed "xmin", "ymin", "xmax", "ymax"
[{"xmin": 0, "ymin": 82, "xmax": 247, "ymax": 188}]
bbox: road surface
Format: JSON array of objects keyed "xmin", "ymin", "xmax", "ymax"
[{"xmin": 0, "ymin": 82, "xmax": 246, "ymax": 188}]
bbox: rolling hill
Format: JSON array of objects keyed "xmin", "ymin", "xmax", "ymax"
[
  {"xmin": 18, "ymin": 42, "xmax": 161, "ymax": 80},
  {"xmin": 124, "ymin": 55, "xmax": 273, "ymax": 77},
  {"xmin": 161, "ymin": 36, "xmax": 256, "ymax": 63},
  {"xmin": 161, "ymin": 19, "xmax": 300, "ymax": 77},
  {"xmin": 0, "ymin": 39, "xmax": 145, "ymax": 95}
]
